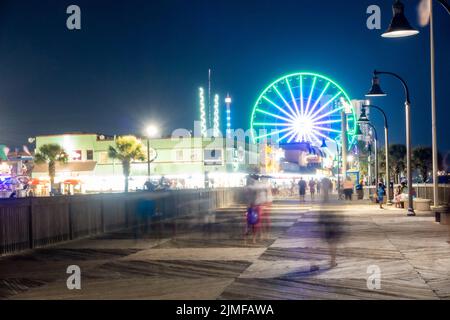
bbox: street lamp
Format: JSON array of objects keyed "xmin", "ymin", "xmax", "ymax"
[
  {"xmin": 358, "ymin": 104, "xmax": 392, "ymax": 204},
  {"xmin": 381, "ymin": 0, "xmax": 450, "ymax": 208},
  {"xmin": 382, "ymin": 0, "xmax": 419, "ymax": 38},
  {"xmin": 367, "ymin": 70, "xmax": 415, "ymax": 216},
  {"xmin": 145, "ymin": 125, "xmax": 159, "ymax": 181}
]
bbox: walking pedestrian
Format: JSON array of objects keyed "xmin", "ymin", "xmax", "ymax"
[
  {"xmin": 321, "ymin": 177, "xmax": 331, "ymax": 202},
  {"xmin": 377, "ymin": 182, "xmax": 385, "ymax": 209},
  {"xmin": 309, "ymin": 178, "xmax": 316, "ymax": 201},
  {"xmin": 298, "ymin": 177, "xmax": 307, "ymax": 202}
]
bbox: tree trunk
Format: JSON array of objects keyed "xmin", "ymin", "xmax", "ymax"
[
  {"xmin": 124, "ymin": 176, "xmax": 129, "ymax": 193},
  {"xmin": 49, "ymin": 161, "xmax": 56, "ymax": 193},
  {"xmin": 123, "ymin": 160, "xmax": 131, "ymax": 193}
]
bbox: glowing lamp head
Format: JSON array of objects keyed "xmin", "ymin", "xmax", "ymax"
[
  {"xmin": 347, "ymin": 155, "xmax": 354, "ymax": 163},
  {"xmin": 146, "ymin": 125, "xmax": 159, "ymax": 138},
  {"xmin": 366, "ymin": 76, "xmax": 387, "ymax": 97},
  {"xmin": 357, "ymin": 107, "xmax": 370, "ymax": 123},
  {"xmin": 382, "ymin": 0, "xmax": 419, "ymax": 38},
  {"xmin": 225, "ymin": 96, "xmax": 232, "ymax": 104}
]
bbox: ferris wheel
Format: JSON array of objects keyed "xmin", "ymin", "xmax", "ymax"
[{"xmin": 250, "ymin": 72, "xmax": 356, "ymax": 152}]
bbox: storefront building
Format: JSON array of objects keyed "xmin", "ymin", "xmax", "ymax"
[{"xmin": 32, "ymin": 133, "xmax": 258, "ymax": 193}]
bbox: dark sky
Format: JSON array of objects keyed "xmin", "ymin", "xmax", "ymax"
[{"xmin": 0, "ymin": 0, "xmax": 449, "ymax": 154}]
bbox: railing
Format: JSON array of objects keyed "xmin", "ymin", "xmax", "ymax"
[
  {"xmin": 363, "ymin": 184, "xmax": 450, "ymax": 205},
  {"xmin": 0, "ymin": 188, "xmax": 245, "ymax": 256}
]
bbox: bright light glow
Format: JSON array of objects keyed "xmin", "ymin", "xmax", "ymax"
[
  {"xmin": 225, "ymin": 95, "xmax": 232, "ymax": 136},
  {"xmin": 146, "ymin": 125, "xmax": 158, "ymax": 138},
  {"xmin": 251, "ymin": 72, "xmax": 356, "ymax": 148},
  {"xmin": 347, "ymin": 155, "xmax": 354, "ymax": 162},
  {"xmin": 213, "ymin": 94, "xmax": 220, "ymax": 136},
  {"xmin": 199, "ymin": 87, "xmax": 207, "ymax": 137},
  {"xmin": 381, "ymin": 30, "xmax": 419, "ymax": 38}
]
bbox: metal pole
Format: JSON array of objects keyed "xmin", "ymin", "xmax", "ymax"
[
  {"xmin": 147, "ymin": 138, "xmax": 151, "ymax": 179},
  {"xmin": 430, "ymin": 2, "xmax": 439, "ymax": 207},
  {"xmin": 341, "ymin": 111, "xmax": 348, "ymax": 177},
  {"xmin": 367, "ymin": 122, "xmax": 378, "ymax": 185},
  {"xmin": 385, "ymin": 126, "xmax": 392, "ymax": 204},
  {"xmin": 337, "ymin": 145, "xmax": 341, "ymax": 197},
  {"xmin": 375, "ymin": 138, "xmax": 378, "ymax": 185},
  {"xmin": 405, "ymin": 101, "xmax": 415, "ymax": 215}
]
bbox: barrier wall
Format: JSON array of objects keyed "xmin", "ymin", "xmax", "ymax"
[
  {"xmin": 363, "ymin": 184, "xmax": 450, "ymax": 205},
  {"xmin": 0, "ymin": 188, "xmax": 245, "ymax": 256}
]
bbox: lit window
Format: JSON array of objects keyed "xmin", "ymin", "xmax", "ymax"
[
  {"xmin": 98, "ymin": 152, "xmax": 109, "ymax": 164},
  {"xmin": 175, "ymin": 150, "xmax": 184, "ymax": 161}
]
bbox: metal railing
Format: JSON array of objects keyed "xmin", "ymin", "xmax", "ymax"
[{"xmin": 0, "ymin": 188, "xmax": 245, "ymax": 256}]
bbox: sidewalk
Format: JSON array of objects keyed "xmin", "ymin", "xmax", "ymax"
[{"xmin": 1, "ymin": 199, "xmax": 449, "ymax": 300}]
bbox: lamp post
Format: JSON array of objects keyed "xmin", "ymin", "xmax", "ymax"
[
  {"xmin": 366, "ymin": 122, "xmax": 379, "ymax": 188},
  {"xmin": 381, "ymin": 0, "xmax": 450, "ymax": 208},
  {"xmin": 320, "ymin": 138, "xmax": 327, "ymax": 170},
  {"xmin": 367, "ymin": 70, "xmax": 415, "ymax": 216},
  {"xmin": 334, "ymin": 140, "xmax": 342, "ymax": 198},
  {"xmin": 358, "ymin": 104, "xmax": 392, "ymax": 204},
  {"xmin": 145, "ymin": 125, "xmax": 158, "ymax": 181}
]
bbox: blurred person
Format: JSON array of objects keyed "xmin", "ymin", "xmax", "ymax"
[
  {"xmin": 343, "ymin": 177, "xmax": 354, "ymax": 201},
  {"xmin": 262, "ymin": 177, "xmax": 273, "ymax": 239},
  {"xmin": 298, "ymin": 177, "xmax": 307, "ymax": 202},
  {"xmin": 316, "ymin": 179, "xmax": 321, "ymax": 195},
  {"xmin": 290, "ymin": 179, "xmax": 296, "ymax": 197},
  {"xmin": 394, "ymin": 185, "xmax": 403, "ymax": 208},
  {"xmin": 377, "ymin": 182, "xmax": 385, "ymax": 209},
  {"xmin": 309, "ymin": 178, "xmax": 316, "ymax": 201},
  {"xmin": 245, "ymin": 176, "xmax": 266, "ymax": 244},
  {"xmin": 321, "ymin": 177, "xmax": 331, "ymax": 202},
  {"xmin": 319, "ymin": 210, "xmax": 345, "ymax": 268}
]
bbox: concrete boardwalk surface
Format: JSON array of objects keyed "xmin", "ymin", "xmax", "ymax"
[{"xmin": 1, "ymin": 198, "xmax": 450, "ymax": 300}]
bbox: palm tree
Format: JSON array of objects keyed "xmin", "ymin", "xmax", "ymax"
[
  {"xmin": 108, "ymin": 136, "xmax": 146, "ymax": 192},
  {"xmin": 34, "ymin": 144, "xmax": 68, "ymax": 190},
  {"xmin": 389, "ymin": 144, "xmax": 406, "ymax": 184},
  {"xmin": 412, "ymin": 146, "xmax": 443, "ymax": 183}
]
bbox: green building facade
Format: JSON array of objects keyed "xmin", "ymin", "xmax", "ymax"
[{"xmin": 33, "ymin": 133, "xmax": 258, "ymax": 192}]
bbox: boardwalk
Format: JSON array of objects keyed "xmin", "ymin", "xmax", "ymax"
[{"xmin": 1, "ymin": 199, "xmax": 450, "ymax": 300}]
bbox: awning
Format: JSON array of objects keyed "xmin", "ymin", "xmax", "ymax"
[
  {"xmin": 29, "ymin": 178, "xmax": 49, "ymax": 185},
  {"xmin": 33, "ymin": 161, "xmax": 97, "ymax": 174},
  {"xmin": 63, "ymin": 179, "xmax": 81, "ymax": 185}
]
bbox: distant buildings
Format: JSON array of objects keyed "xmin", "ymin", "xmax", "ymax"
[{"xmin": 31, "ymin": 133, "xmax": 258, "ymax": 193}]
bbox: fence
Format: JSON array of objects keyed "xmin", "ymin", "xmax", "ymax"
[
  {"xmin": 363, "ymin": 184, "xmax": 450, "ymax": 205},
  {"xmin": 0, "ymin": 188, "xmax": 245, "ymax": 256}
]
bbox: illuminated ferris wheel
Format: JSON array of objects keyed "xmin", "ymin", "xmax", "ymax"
[{"xmin": 251, "ymin": 72, "xmax": 356, "ymax": 151}]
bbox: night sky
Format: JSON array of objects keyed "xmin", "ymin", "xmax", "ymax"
[{"xmin": 0, "ymin": 0, "xmax": 449, "ymax": 155}]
